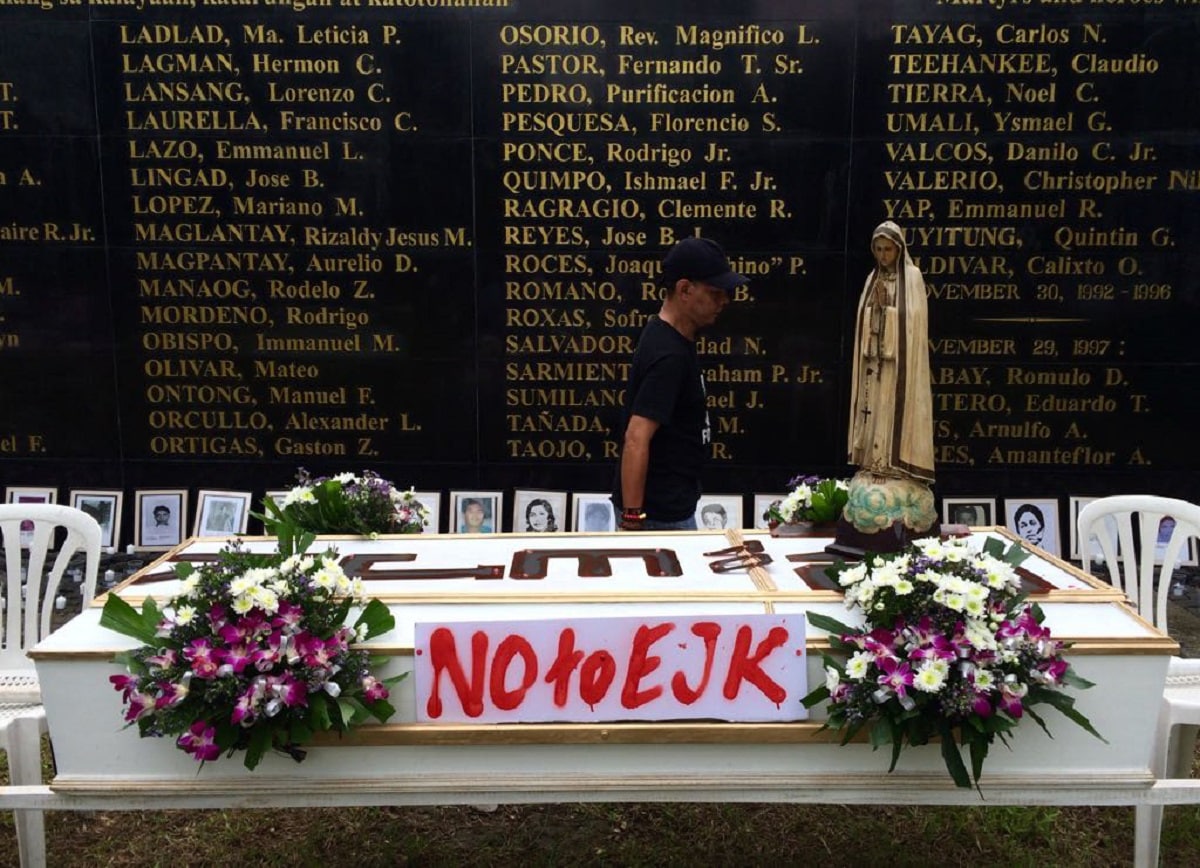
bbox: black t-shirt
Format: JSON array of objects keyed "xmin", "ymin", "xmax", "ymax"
[{"xmin": 614, "ymin": 316, "xmax": 710, "ymax": 521}]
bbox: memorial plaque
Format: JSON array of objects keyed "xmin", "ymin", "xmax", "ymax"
[{"xmin": 0, "ymin": 2, "xmax": 1196, "ymax": 532}]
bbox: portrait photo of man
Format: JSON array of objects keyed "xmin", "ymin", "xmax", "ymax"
[{"xmin": 451, "ymin": 491, "xmax": 501, "ymax": 535}]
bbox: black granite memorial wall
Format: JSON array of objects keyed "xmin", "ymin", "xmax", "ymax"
[{"xmin": 0, "ymin": 1, "xmax": 1197, "ymax": 536}]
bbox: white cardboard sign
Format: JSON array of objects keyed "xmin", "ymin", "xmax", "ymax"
[{"xmin": 414, "ymin": 613, "xmax": 808, "ymax": 724}]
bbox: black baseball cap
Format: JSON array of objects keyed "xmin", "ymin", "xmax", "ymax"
[{"xmin": 660, "ymin": 237, "xmax": 749, "ymax": 292}]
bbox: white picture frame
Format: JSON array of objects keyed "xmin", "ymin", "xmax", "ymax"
[
  {"xmin": 194, "ymin": 490, "xmax": 252, "ymax": 537},
  {"xmin": 450, "ymin": 490, "xmax": 502, "ymax": 535},
  {"xmin": 411, "ymin": 490, "xmax": 442, "ymax": 534},
  {"xmin": 942, "ymin": 497, "xmax": 996, "ymax": 528},
  {"xmin": 1068, "ymin": 496, "xmax": 1104, "ymax": 563},
  {"xmin": 5, "ymin": 486, "xmax": 57, "ymax": 506},
  {"xmin": 135, "ymin": 489, "xmax": 187, "ymax": 551},
  {"xmin": 572, "ymin": 492, "xmax": 615, "ymax": 532},
  {"xmin": 752, "ymin": 493, "xmax": 786, "ymax": 530},
  {"xmin": 695, "ymin": 494, "xmax": 743, "ymax": 531},
  {"xmin": 6, "ymin": 486, "xmax": 58, "ymax": 548},
  {"xmin": 1004, "ymin": 498, "xmax": 1061, "ymax": 558},
  {"xmin": 514, "ymin": 489, "xmax": 567, "ymax": 533},
  {"xmin": 70, "ymin": 489, "xmax": 124, "ymax": 550}
]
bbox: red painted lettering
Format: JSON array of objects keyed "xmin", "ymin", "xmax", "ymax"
[
  {"xmin": 671, "ymin": 621, "xmax": 721, "ymax": 705},
  {"xmin": 579, "ymin": 650, "xmax": 615, "ymax": 709},
  {"xmin": 426, "ymin": 627, "xmax": 488, "ymax": 718},
  {"xmin": 490, "ymin": 635, "xmax": 538, "ymax": 711},
  {"xmin": 722, "ymin": 625, "xmax": 789, "ymax": 704},
  {"xmin": 620, "ymin": 622, "xmax": 673, "ymax": 709},
  {"xmin": 544, "ymin": 628, "xmax": 584, "ymax": 707}
]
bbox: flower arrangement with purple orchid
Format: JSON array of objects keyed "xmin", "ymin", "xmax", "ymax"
[
  {"xmin": 100, "ymin": 532, "xmax": 400, "ymax": 769},
  {"xmin": 262, "ymin": 469, "xmax": 429, "ymax": 539},
  {"xmin": 802, "ymin": 535, "xmax": 1103, "ymax": 790},
  {"xmin": 764, "ymin": 474, "xmax": 849, "ymax": 526}
]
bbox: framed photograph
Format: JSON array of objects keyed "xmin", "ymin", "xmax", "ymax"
[
  {"xmin": 1068, "ymin": 496, "xmax": 1103, "ymax": 562},
  {"xmin": 695, "ymin": 494, "xmax": 743, "ymax": 531},
  {"xmin": 5, "ymin": 486, "xmax": 57, "ymax": 506},
  {"xmin": 514, "ymin": 489, "xmax": 567, "ymax": 533},
  {"xmin": 1004, "ymin": 498, "xmax": 1061, "ymax": 558},
  {"xmin": 942, "ymin": 497, "xmax": 996, "ymax": 528},
  {"xmin": 6, "ymin": 486, "xmax": 57, "ymax": 548},
  {"xmin": 572, "ymin": 492, "xmax": 615, "ymax": 532},
  {"xmin": 752, "ymin": 493, "xmax": 786, "ymax": 530},
  {"xmin": 69, "ymin": 489, "xmax": 124, "ymax": 549},
  {"xmin": 450, "ymin": 490, "xmax": 502, "ymax": 535},
  {"xmin": 194, "ymin": 490, "xmax": 252, "ymax": 537},
  {"xmin": 135, "ymin": 489, "xmax": 187, "ymax": 550},
  {"xmin": 411, "ymin": 490, "xmax": 442, "ymax": 534},
  {"xmin": 263, "ymin": 489, "xmax": 289, "ymax": 510},
  {"xmin": 1155, "ymin": 516, "xmax": 1198, "ymax": 567}
]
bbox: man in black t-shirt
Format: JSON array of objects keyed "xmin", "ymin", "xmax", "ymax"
[{"xmin": 614, "ymin": 237, "xmax": 748, "ymax": 531}]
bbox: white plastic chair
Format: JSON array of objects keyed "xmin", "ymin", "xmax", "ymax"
[
  {"xmin": 0, "ymin": 503, "xmax": 101, "ymax": 868},
  {"xmin": 1077, "ymin": 495, "xmax": 1200, "ymax": 868}
]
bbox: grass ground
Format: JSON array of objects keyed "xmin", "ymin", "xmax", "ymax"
[{"xmin": 2, "ymin": 747, "xmax": 1199, "ymax": 866}]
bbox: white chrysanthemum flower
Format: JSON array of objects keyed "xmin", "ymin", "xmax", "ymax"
[
  {"xmin": 350, "ymin": 577, "xmax": 366, "ymax": 598},
  {"xmin": 965, "ymin": 623, "xmax": 998, "ymax": 652},
  {"xmin": 179, "ymin": 574, "xmax": 200, "ymax": 596},
  {"xmin": 838, "ymin": 563, "xmax": 868, "ymax": 586},
  {"xmin": 229, "ymin": 576, "xmax": 255, "ymax": 596},
  {"xmin": 282, "ymin": 486, "xmax": 315, "ymax": 507},
  {"xmin": 894, "ymin": 578, "xmax": 914, "ymax": 595},
  {"xmin": 250, "ymin": 586, "xmax": 279, "ymax": 614},
  {"xmin": 333, "ymin": 472, "xmax": 356, "ymax": 484},
  {"xmin": 846, "ymin": 651, "xmax": 874, "ymax": 680},
  {"xmin": 914, "ymin": 662, "xmax": 947, "ymax": 693},
  {"xmin": 943, "ymin": 593, "xmax": 966, "ymax": 612},
  {"xmin": 964, "ymin": 597, "xmax": 986, "ymax": 618},
  {"xmin": 974, "ymin": 669, "xmax": 996, "ymax": 691},
  {"xmin": 231, "ymin": 595, "xmax": 254, "ymax": 615},
  {"xmin": 174, "ymin": 604, "xmax": 196, "ymax": 625}
]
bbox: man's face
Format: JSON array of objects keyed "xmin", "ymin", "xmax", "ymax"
[
  {"xmin": 153, "ymin": 508, "xmax": 170, "ymax": 526},
  {"xmin": 872, "ymin": 237, "xmax": 899, "ymax": 272},
  {"xmin": 685, "ymin": 280, "xmax": 730, "ymax": 327},
  {"xmin": 528, "ymin": 504, "xmax": 549, "ymax": 531},
  {"xmin": 702, "ymin": 510, "xmax": 725, "ymax": 529},
  {"xmin": 464, "ymin": 503, "xmax": 485, "ymax": 528}
]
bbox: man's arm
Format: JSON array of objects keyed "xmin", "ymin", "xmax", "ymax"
[{"xmin": 620, "ymin": 413, "xmax": 660, "ymax": 522}]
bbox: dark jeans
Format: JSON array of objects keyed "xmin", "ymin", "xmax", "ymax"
[{"xmin": 640, "ymin": 516, "xmax": 697, "ymax": 531}]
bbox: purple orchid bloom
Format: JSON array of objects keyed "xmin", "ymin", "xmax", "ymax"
[
  {"xmin": 877, "ymin": 657, "xmax": 914, "ymax": 698},
  {"xmin": 183, "ymin": 638, "xmax": 221, "ymax": 679},
  {"xmin": 361, "ymin": 675, "xmax": 389, "ymax": 702},
  {"xmin": 176, "ymin": 720, "xmax": 221, "ymax": 762},
  {"xmin": 109, "ymin": 673, "xmax": 139, "ymax": 701},
  {"xmin": 154, "ymin": 679, "xmax": 189, "ymax": 709},
  {"xmin": 144, "ymin": 648, "xmax": 178, "ymax": 671}
]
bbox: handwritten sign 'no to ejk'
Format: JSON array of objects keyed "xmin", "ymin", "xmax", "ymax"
[{"xmin": 414, "ymin": 614, "xmax": 808, "ymax": 724}]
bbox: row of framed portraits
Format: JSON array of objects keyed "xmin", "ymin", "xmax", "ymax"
[
  {"xmin": 4, "ymin": 486, "xmax": 256, "ymax": 552},
  {"xmin": 5, "ymin": 485, "xmax": 1195, "ymax": 566},
  {"xmin": 940, "ymin": 496, "xmax": 1197, "ymax": 566}
]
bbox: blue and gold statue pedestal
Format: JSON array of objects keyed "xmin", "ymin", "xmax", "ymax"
[{"xmin": 827, "ymin": 470, "xmax": 939, "ymax": 557}]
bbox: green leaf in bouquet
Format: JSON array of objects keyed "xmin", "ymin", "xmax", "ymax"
[
  {"xmin": 244, "ymin": 725, "xmax": 272, "ymax": 770},
  {"xmin": 800, "ymin": 683, "xmax": 830, "ymax": 709},
  {"xmin": 354, "ymin": 598, "xmax": 397, "ymax": 640},
  {"xmin": 937, "ymin": 721, "xmax": 973, "ymax": 789},
  {"xmin": 804, "ymin": 611, "xmax": 857, "ymax": 639},
  {"xmin": 310, "ymin": 693, "xmax": 333, "ymax": 731},
  {"xmin": 100, "ymin": 593, "xmax": 162, "ymax": 645}
]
